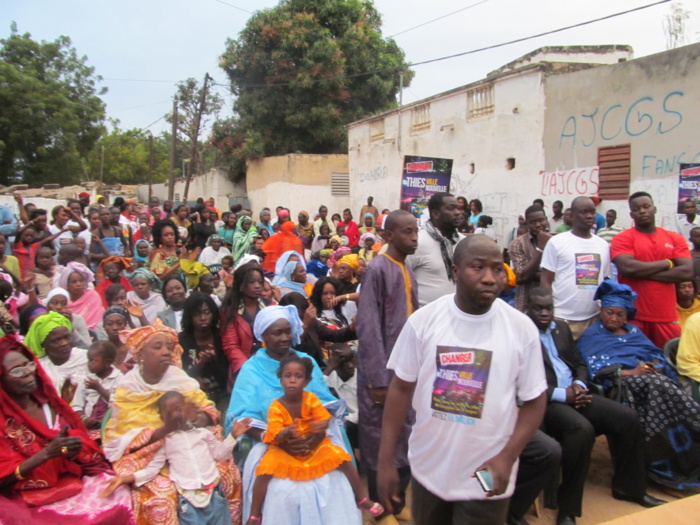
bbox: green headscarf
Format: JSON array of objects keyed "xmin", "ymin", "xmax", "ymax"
[
  {"xmin": 128, "ymin": 267, "xmax": 162, "ymax": 293},
  {"xmin": 232, "ymin": 215, "xmax": 258, "ymax": 262},
  {"xmin": 24, "ymin": 311, "xmax": 72, "ymax": 358}
]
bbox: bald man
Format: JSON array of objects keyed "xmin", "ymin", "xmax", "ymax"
[
  {"xmin": 540, "ymin": 197, "xmax": 612, "ymax": 339},
  {"xmin": 357, "ymin": 210, "xmax": 419, "ymax": 523}
]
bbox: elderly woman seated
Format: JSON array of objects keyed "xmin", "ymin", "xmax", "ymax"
[
  {"xmin": 578, "ymin": 281, "xmax": 700, "ymax": 491},
  {"xmin": 103, "ymin": 321, "xmax": 242, "ymax": 525},
  {"xmin": 0, "ymin": 335, "xmax": 133, "ymax": 523},
  {"xmin": 225, "ymin": 305, "xmax": 362, "ymax": 525}
]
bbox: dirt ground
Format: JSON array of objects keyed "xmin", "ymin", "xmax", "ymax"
[{"xmin": 362, "ymin": 436, "xmax": 690, "ymax": 525}]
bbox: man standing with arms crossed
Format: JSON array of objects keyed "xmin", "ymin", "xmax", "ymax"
[
  {"xmin": 612, "ymin": 192, "xmax": 693, "ymax": 348},
  {"xmin": 377, "ymin": 236, "xmax": 547, "ymax": 525},
  {"xmin": 357, "ymin": 210, "xmax": 419, "ymax": 525}
]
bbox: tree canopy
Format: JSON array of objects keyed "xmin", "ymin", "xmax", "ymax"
[
  {"xmin": 0, "ymin": 26, "xmax": 106, "ymax": 187},
  {"xmin": 219, "ymin": 0, "xmax": 412, "ymax": 177},
  {"xmin": 84, "ymin": 126, "xmax": 170, "ymax": 186}
]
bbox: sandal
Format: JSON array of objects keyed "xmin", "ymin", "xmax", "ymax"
[{"xmin": 357, "ymin": 497, "xmax": 385, "ymax": 517}]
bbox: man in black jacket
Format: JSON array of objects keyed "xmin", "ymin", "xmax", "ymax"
[{"xmin": 526, "ymin": 287, "xmax": 664, "ymax": 525}]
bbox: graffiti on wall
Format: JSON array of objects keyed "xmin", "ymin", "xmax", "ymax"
[
  {"xmin": 641, "ymin": 151, "xmax": 700, "ymax": 177},
  {"xmin": 539, "ymin": 166, "xmax": 599, "ymax": 197},
  {"xmin": 359, "ymin": 165, "xmax": 389, "ymax": 182},
  {"xmin": 559, "ymin": 91, "xmax": 685, "ymax": 149}
]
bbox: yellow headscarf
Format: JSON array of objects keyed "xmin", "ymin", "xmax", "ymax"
[{"xmin": 338, "ymin": 254, "xmax": 360, "ymax": 272}]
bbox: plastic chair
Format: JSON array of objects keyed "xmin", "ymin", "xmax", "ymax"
[{"xmin": 663, "ymin": 337, "xmax": 680, "ymax": 373}]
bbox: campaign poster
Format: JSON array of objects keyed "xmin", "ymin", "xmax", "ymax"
[
  {"xmin": 431, "ymin": 346, "xmax": 492, "ymax": 421},
  {"xmin": 677, "ymin": 163, "xmax": 700, "ymax": 213},
  {"xmin": 400, "ymin": 155, "xmax": 453, "ymax": 218},
  {"xmin": 574, "ymin": 253, "xmax": 602, "ymax": 288}
]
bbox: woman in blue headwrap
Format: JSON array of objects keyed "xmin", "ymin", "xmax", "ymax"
[
  {"xmin": 578, "ymin": 280, "xmax": 700, "ymax": 490},
  {"xmin": 125, "ymin": 268, "xmax": 166, "ymax": 325},
  {"xmin": 225, "ymin": 305, "xmax": 361, "ymax": 525},
  {"xmin": 276, "ymin": 260, "xmax": 312, "ymax": 298}
]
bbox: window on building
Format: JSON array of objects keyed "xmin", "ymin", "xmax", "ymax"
[
  {"xmin": 370, "ymin": 118, "xmax": 385, "ymax": 142},
  {"xmin": 597, "ymin": 144, "xmax": 631, "ymax": 200},
  {"xmin": 411, "ymin": 104, "xmax": 431, "ymax": 133},
  {"xmin": 467, "ymin": 84, "xmax": 494, "ymax": 120},
  {"xmin": 331, "ymin": 173, "xmax": 350, "ymax": 196}
]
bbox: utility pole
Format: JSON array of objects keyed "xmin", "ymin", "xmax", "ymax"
[
  {"xmin": 168, "ymin": 99, "xmax": 178, "ymax": 202},
  {"xmin": 99, "ymin": 143, "xmax": 105, "ymax": 183},
  {"xmin": 398, "ymin": 72, "xmax": 404, "ymax": 154},
  {"xmin": 183, "ymin": 73, "xmax": 210, "ymax": 203},
  {"xmin": 148, "ymin": 134, "xmax": 154, "ymax": 201}
]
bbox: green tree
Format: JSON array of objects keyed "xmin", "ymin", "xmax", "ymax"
[
  {"xmin": 0, "ymin": 26, "xmax": 106, "ymax": 186},
  {"xmin": 218, "ymin": 0, "xmax": 412, "ymax": 177},
  {"xmin": 84, "ymin": 126, "xmax": 170, "ymax": 185}
]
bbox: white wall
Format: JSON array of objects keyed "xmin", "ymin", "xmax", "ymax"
[
  {"xmin": 544, "ymin": 43, "xmax": 700, "ymax": 230},
  {"xmin": 141, "ymin": 168, "xmax": 246, "ymax": 207},
  {"xmin": 248, "ymin": 180, "xmax": 351, "ymax": 220},
  {"xmin": 349, "ymin": 68, "xmax": 547, "ymax": 244}
]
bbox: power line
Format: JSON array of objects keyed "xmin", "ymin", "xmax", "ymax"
[
  {"xmin": 410, "ymin": 0, "xmax": 672, "ymax": 68},
  {"xmin": 213, "ymin": 0, "xmax": 671, "ymax": 89},
  {"xmin": 111, "ymin": 100, "xmax": 172, "ymax": 113},
  {"xmin": 103, "ymin": 77, "xmax": 179, "ymax": 83},
  {"xmin": 214, "ymin": 0, "xmax": 252, "ymax": 14},
  {"xmin": 138, "ymin": 115, "xmax": 166, "ymax": 134},
  {"xmin": 389, "ymin": 0, "xmax": 490, "ymax": 38}
]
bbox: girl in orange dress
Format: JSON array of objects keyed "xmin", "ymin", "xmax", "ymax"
[{"xmin": 247, "ymin": 353, "xmax": 383, "ymax": 524}]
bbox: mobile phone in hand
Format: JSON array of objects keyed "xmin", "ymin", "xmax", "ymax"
[{"xmin": 475, "ymin": 469, "xmax": 493, "ymax": 492}]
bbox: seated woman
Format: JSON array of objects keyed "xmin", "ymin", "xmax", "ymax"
[
  {"xmin": 156, "ymin": 275, "xmax": 188, "ymax": 331},
  {"xmin": 578, "ymin": 280, "xmax": 700, "ymax": 490},
  {"xmin": 677, "ymin": 312, "xmax": 700, "ymax": 400},
  {"xmin": 199, "ymin": 234, "xmax": 232, "ymax": 268},
  {"xmin": 306, "ymin": 250, "xmax": 330, "ymax": 279},
  {"xmin": 221, "ymin": 263, "xmax": 271, "ymax": 384},
  {"xmin": 25, "ymin": 311, "xmax": 87, "ymax": 403},
  {"xmin": 336, "ymin": 255, "xmax": 360, "ymax": 296},
  {"xmin": 311, "ymin": 223, "xmax": 332, "ymax": 254},
  {"xmin": 103, "ymin": 321, "xmax": 242, "ymax": 525},
  {"xmin": 132, "ymin": 239, "xmax": 151, "ymax": 269},
  {"xmin": 179, "ymin": 292, "xmax": 229, "ymax": 412},
  {"xmin": 232, "ymin": 215, "xmax": 258, "ymax": 264},
  {"xmin": 276, "ymin": 260, "xmax": 313, "ymax": 298},
  {"xmin": 45, "ymin": 288, "xmax": 92, "ymax": 349},
  {"xmin": 126, "ymin": 268, "xmax": 167, "ymax": 325},
  {"xmin": 311, "ymin": 277, "xmax": 356, "ymax": 330},
  {"xmin": 225, "ymin": 306, "xmax": 362, "ymax": 525},
  {"xmin": 0, "ymin": 336, "xmax": 134, "ymax": 523},
  {"xmin": 147, "ymin": 220, "xmax": 182, "ymax": 281},
  {"xmin": 99, "ymin": 306, "xmax": 137, "ymax": 373},
  {"xmin": 358, "ymin": 234, "xmax": 376, "ymax": 262},
  {"xmin": 262, "ymin": 222, "xmax": 303, "ymax": 275},
  {"xmin": 95, "ymin": 256, "xmax": 133, "ymax": 309},
  {"xmin": 59, "ymin": 262, "xmax": 104, "ymax": 331}
]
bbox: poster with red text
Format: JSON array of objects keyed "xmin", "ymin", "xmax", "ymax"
[
  {"xmin": 678, "ymin": 164, "xmax": 700, "ymax": 214},
  {"xmin": 400, "ymin": 156, "xmax": 453, "ymax": 218}
]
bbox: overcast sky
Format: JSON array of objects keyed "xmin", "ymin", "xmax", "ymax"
[{"xmin": 3, "ymin": 0, "xmax": 697, "ymax": 135}]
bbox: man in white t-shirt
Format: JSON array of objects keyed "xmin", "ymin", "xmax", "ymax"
[
  {"xmin": 407, "ymin": 192, "xmax": 463, "ymax": 307},
  {"xmin": 377, "ymin": 235, "xmax": 547, "ymax": 524},
  {"xmin": 540, "ymin": 196, "xmax": 612, "ymax": 340}
]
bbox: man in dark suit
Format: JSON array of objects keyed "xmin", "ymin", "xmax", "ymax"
[{"xmin": 526, "ymin": 287, "xmax": 665, "ymax": 525}]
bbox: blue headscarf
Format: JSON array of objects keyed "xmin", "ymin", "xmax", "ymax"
[
  {"xmin": 276, "ymin": 260, "xmax": 308, "ymax": 298},
  {"xmin": 133, "ymin": 239, "xmax": 150, "ymax": 262},
  {"xmin": 594, "ymin": 280, "xmax": 637, "ymax": 320},
  {"xmin": 272, "ymin": 250, "xmax": 305, "ymax": 285},
  {"xmin": 253, "ymin": 304, "xmax": 303, "ymax": 347}
]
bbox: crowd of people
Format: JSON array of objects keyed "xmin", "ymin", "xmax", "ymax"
[{"xmin": 0, "ymin": 189, "xmax": 698, "ymax": 525}]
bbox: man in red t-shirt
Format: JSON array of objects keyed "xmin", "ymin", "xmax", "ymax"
[{"xmin": 611, "ymin": 191, "xmax": 693, "ymax": 348}]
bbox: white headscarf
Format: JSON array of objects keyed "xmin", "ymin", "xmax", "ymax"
[{"xmin": 253, "ymin": 304, "xmax": 303, "ymax": 346}]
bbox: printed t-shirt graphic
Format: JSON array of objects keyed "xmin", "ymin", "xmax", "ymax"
[
  {"xmin": 574, "ymin": 253, "xmax": 601, "ymax": 288},
  {"xmin": 432, "ymin": 346, "xmax": 492, "ymax": 420}
]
